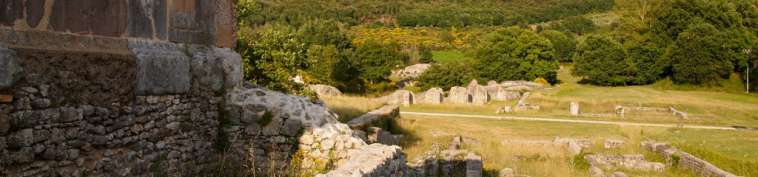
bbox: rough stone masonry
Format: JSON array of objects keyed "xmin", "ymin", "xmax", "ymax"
[{"xmin": 0, "ymin": 1, "xmax": 414, "ymax": 177}]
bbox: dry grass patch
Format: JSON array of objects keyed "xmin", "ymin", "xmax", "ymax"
[{"xmin": 321, "ymin": 95, "xmax": 387, "ymax": 122}]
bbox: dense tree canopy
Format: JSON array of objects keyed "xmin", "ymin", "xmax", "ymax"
[
  {"xmin": 541, "ymin": 30, "xmax": 577, "ymax": 62},
  {"xmin": 667, "ymin": 22, "xmax": 733, "ymax": 85},
  {"xmin": 350, "ymin": 42, "xmax": 409, "ymax": 84},
  {"xmin": 474, "ymin": 27, "xmax": 559, "ymax": 84},
  {"xmin": 573, "ymin": 35, "xmax": 630, "ymax": 85},
  {"xmin": 417, "ymin": 60, "xmax": 476, "ymax": 90}
]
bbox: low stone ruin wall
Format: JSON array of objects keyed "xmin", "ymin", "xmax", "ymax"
[
  {"xmin": 642, "ymin": 141, "xmax": 742, "ymax": 177},
  {"xmin": 408, "ymin": 136, "xmax": 483, "ymax": 177},
  {"xmin": 316, "ymin": 144, "xmax": 406, "ymax": 177}
]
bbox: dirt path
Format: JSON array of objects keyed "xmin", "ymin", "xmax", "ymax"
[{"xmin": 400, "ymin": 111, "xmax": 741, "ymax": 131}]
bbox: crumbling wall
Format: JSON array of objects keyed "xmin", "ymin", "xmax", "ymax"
[
  {"xmin": 642, "ymin": 141, "xmax": 742, "ymax": 177},
  {"xmin": 0, "ymin": 1, "xmax": 241, "ymax": 176}
]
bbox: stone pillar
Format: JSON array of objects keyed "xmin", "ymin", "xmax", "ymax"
[
  {"xmin": 423, "ymin": 87, "xmax": 444, "ymax": 104},
  {"xmin": 448, "ymin": 86, "xmax": 470, "ymax": 104},
  {"xmin": 0, "ymin": 45, "xmax": 22, "ymax": 89},
  {"xmin": 570, "ymin": 102, "xmax": 580, "ymax": 116}
]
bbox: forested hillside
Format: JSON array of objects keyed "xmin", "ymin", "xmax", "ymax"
[{"xmin": 235, "ymin": 0, "xmax": 758, "ymax": 95}]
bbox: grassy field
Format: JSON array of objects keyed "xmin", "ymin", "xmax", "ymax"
[
  {"xmin": 404, "ymin": 65, "xmax": 758, "ymax": 128},
  {"xmin": 320, "ymin": 64, "xmax": 758, "ymax": 177},
  {"xmin": 395, "ymin": 115, "xmax": 758, "ymax": 177},
  {"xmin": 431, "ymin": 50, "xmax": 472, "ymax": 64}
]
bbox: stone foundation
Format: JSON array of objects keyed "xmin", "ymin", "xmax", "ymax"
[{"xmin": 642, "ymin": 141, "xmax": 742, "ymax": 177}]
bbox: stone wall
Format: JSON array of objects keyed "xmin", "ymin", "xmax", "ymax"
[
  {"xmin": 316, "ymin": 144, "xmax": 406, "ymax": 177},
  {"xmin": 0, "ymin": 0, "xmax": 236, "ymax": 48},
  {"xmin": 642, "ymin": 141, "xmax": 742, "ymax": 177}
]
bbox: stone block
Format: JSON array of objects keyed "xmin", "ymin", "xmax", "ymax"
[
  {"xmin": 0, "ymin": 46, "xmax": 22, "ymax": 89},
  {"xmin": 448, "ymin": 86, "xmax": 470, "ymax": 104},
  {"xmin": 570, "ymin": 102, "xmax": 580, "ymax": 116},
  {"xmin": 50, "ymin": 0, "xmax": 128, "ymax": 37},
  {"xmin": 215, "ymin": 48, "xmax": 243, "ymax": 89},
  {"xmin": 129, "ymin": 40, "xmax": 191, "ymax": 95},
  {"xmin": 423, "ymin": 87, "xmax": 444, "ymax": 104},
  {"xmin": 308, "ymin": 84, "xmax": 342, "ymax": 97},
  {"xmin": 188, "ymin": 46, "xmax": 224, "ymax": 91},
  {"xmin": 128, "ymin": 0, "xmax": 168, "ymax": 39},
  {"xmin": 469, "ymin": 84, "xmax": 489, "ymax": 105},
  {"xmin": 387, "ymin": 90, "xmax": 414, "ymax": 106}
]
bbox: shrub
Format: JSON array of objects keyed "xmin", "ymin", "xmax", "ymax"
[
  {"xmin": 551, "ymin": 16, "xmax": 596, "ymax": 35},
  {"xmin": 417, "ymin": 60, "xmax": 476, "ymax": 90},
  {"xmin": 626, "ymin": 38, "xmax": 665, "ymax": 85},
  {"xmin": 474, "ymin": 27, "xmax": 559, "ymax": 84},
  {"xmin": 351, "ymin": 41, "xmax": 409, "ymax": 84}
]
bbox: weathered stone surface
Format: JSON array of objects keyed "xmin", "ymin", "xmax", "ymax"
[
  {"xmin": 316, "ymin": 144, "xmax": 405, "ymax": 177},
  {"xmin": 468, "ymin": 84, "xmax": 489, "ymax": 105},
  {"xmin": 348, "ymin": 105, "xmax": 399, "ymax": 129},
  {"xmin": 585, "ymin": 154, "xmax": 665, "ymax": 172},
  {"xmin": 498, "ymin": 168, "xmax": 514, "ymax": 177},
  {"xmin": 570, "ymin": 102, "xmax": 580, "ymax": 116},
  {"xmin": 642, "ymin": 141, "xmax": 741, "ymax": 177},
  {"xmin": 0, "ymin": 46, "xmax": 23, "ymax": 89},
  {"xmin": 215, "ymin": 47, "xmax": 243, "ymax": 89},
  {"xmin": 386, "ymin": 90, "xmax": 415, "ymax": 106},
  {"xmin": 391, "ymin": 63, "xmax": 431, "ymax": 80},
  {"xmin": 308, "ymin": 84, "xmax": 343, "ymax": 97},
  {"xmin": 129, "ymin": 40, "xmax": 191, "ymax": 95},
  {"xmin": 492, "ymin": 87, "xmax": 520, "ymax": 101},
  {"xmin": 190, "ymin": 45, "xmax": 225, "ymax": 91},
  {"xmin": 422, "ymin": 87, "xmax": 444, "ymax": 104},
  {"xmin": 128, "ymin": 0, "xmax": 168, "ymax": 39},
  {"xmin": 367, "ymin": 127, "xmax": 399, "ymax": 145},
  {"xmin": 50, "ymin": 0, "xmax": 128, "ymax": 37},
  {"xmin": 604, "ymin": 139, "xmax": 624, "ymax": 149},
  {"xmin": 496, "ymin": 106, "xmax": 513, "ymax": 114},
  {"xmin": 448, "ymin": 86, "xmax": 470, "ymax": 104},
  {"xmin": 612, "ymin": 172, "xmax": 629, "ymax": 177},
  {"xmin": 501, "ymin": 81, "xmax": 545, "ymax": 90}
]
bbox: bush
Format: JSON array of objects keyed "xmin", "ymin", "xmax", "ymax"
[
  {"xmin": 474, "ymin": 27, "xmax": 560, "ymax": 84},
  {"xmin": 573, "ymin": 35, "xmax": 631, "ymax": 86},
  {"xmin": 667, "ymin": 22, "xmax": 733, "ymax": 85},
  {"xmin": 417, "ymin": 60, "xmax": 476, "ymax": 90},
  {"xmin": 541, "ymin": 30, "xmax": 577, "ymax": 62},
  {"xmin": 238, "ymin": 24, "xmax": 306, "ymax": 92},
  {"xmin": 351, "ymin": 41, "xmax": 409, "ymax": 84}
]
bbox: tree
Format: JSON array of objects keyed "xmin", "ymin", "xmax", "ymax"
[
  {"xmin": 417, "ymin": 60, "xmax": 476, "ymax": 90},
  {"xmin": 298, "ymin": 19, "xmax": 352, "ymax": 49},
  {"xmin": 239, "ymin": 24, "xmax": 307, "ymax": 92},
  {"xmin": 573, "ymin": 35, "xmax": 632, "ymax": 86},
  {"xmin": 541, "ymin": 30, "xmax": 577, "ymax": 62},
  {"xmin": 474, "ymin": 27, "xmax": 559, "ymax": 84},
  {"xmin": 651, "ymin": 0, "xmax": 743, "ymax": 43},
  {"xmin": 667, "ymin": 22, "xmax": 733, "ymax": 85},
  {"xmin": 304, "ymin": 45, "xmax": 341, "ymax": 85},
  {"xmin": 626, "ymin": 37, "xmax": 665, "ymax": 85},
  {"xmin": 351, "ymin": 41, "xmax": 409, "ymax": 84}
]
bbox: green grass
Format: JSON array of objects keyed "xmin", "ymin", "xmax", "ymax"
[
  {"xmin": 432, "ymin": 49, "xmax": 471, "ymax": 64},
  {"xmin": 405, "ymin": 65, "xmax": 758, "ymax": 127},
  {"xmin": 396, "ymin": 115, "xmax": 741, "ymax": 177}
]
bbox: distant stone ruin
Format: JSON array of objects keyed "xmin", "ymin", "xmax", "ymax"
[
  {"xmin": 448, "ymin": 86, "xmax": 472, "ymax": 104},
  {"xmin": 422, "ymin": 87, "xmax": 444, "ymax": 104}
]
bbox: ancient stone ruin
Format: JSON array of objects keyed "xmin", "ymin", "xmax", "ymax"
[
  {"xmin": 448, "ymin": 86, "xmax": 472, "ymax": 104},
  {"xmin": 421, "ymin": 87, "xmax": 444, "ymax": 104},
  {"xmin": 408, "ymin": 136, "xmax": 483, "ymax": 177},
  {"xmin": 0, "ymin": 1, "xmax": 409, "ymax": 177},
  {"xmin": 642, "ymin": 141, "xmax": 742, "ymax": 177}
]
